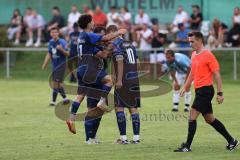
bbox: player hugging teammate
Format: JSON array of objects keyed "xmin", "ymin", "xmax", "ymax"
[
  {"xmin": 65, "ymin": 14, "xmax": 128, "ymax": 143},
  {"xmin": 64, "ymin": 14, "xmax": 141, "ymax": 144},
  {"xmin": 107, "ymin": 25, "xmax": 141, "ymax": 144}
]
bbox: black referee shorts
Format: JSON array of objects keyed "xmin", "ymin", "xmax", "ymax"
[{"xmin": 192, "ymin": 85, "xmax": 214, "ymax": 115}]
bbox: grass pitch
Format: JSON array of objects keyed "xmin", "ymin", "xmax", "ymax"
[{"xmin": 0, "ymin": 79, "xmax": 239, "ymax": 160}]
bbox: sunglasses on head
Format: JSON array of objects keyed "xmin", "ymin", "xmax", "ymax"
[{"xmin": 188, "ymin": 33, "xmax": 194, "ymax": 37}]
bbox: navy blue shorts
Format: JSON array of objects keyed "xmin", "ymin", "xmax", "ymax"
[
  {"xmin": 52, "ymin": 64, "xmax": 66, "ymax": 83},
  {"xmin": 87, "ymin": 97, "xmax": 99, "ymax": 108},
  {"xmin": 77, "ymin": 65, "xmax": 107, "ymax": 95},
  {"xmin": 114, "ymin": 85, "xmax": 140, "ymax": 108}
]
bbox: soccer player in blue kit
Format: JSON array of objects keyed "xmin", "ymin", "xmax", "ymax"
[
  {"xmin": 66, "ymin": 14, "xmax": 127, "ymax": 134},
  {"xmin": 84, "ymin": 26, "xmax": 107, "ymax": 144},
  {"xmin": 107, "ymin": 25, "xmax": 141, "ymax": 144},
  {"xmin": 42, "ymin": 27, "xmax": 70, "ymax": 106},
  {"xmin": 68, "ymin": 22, "xmax": 80, "ymax": 83},
  {"xmin": 165, "ymin": 49, "xmax": 192, "ymax": 112}
]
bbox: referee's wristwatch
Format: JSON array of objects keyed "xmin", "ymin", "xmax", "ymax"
[{"xmin": 217, "ymin": 92, "xmax": 223, "ymax": 96}]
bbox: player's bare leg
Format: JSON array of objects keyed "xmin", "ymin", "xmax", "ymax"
[{"xmin": 66, "ymin": 94, "xmax": 85, "ymax": 134}]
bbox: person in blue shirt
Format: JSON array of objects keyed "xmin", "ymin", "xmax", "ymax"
[
  {"xmin": 42, "ymin": 27, "xmax": 70, "ymax": 106},
  {"xmin": 176, "ymin": 23, "xmax": 191, "ymax": 55},
  {"xmin": 106, "ymin": 25, "xmax": 141, "ymax": 144},
  {"xmin": 66, "ymin": 14, "xmax": 127, "ymax": 135},
  {"xmin": 84, "ymin": 26, "xmax": 107, "ymax": 144},
  {"xmin": 165, "ymin": 49, "xmax": 192, "ymax": 112},
  {"xmin": 68, "ymin": 23, "xmax": 80, "ymax": 83}
]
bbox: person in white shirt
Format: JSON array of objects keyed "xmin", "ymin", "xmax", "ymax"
[
  {"xmin": 119, "ymin": 6, "xmax": 132, "ymax": 40},
  {"xmin": 139, "ymin": 23, "xmax": 152, "ymax": 50},
  {"xmin": 23, "ymin": 7, "xmax": 33, "ymax": 30},
  {"xmin": 171, "ymin": 6, "xmax": 189, "ymax": 33},
  {"xmin": 138, "ymin": 23, "xmax": 153, "ymax": 75},
  {"xmin": 60, "ymin": 5, "xmax": 81, "ymax": 37},
  {"xmin": 25, "ymin": 10, "xmax": 45, "ymax": 47},
  {"xmin": 119, "ymin": 6, "xmax": 132, "ymax": 25},
  {"xmin": 133, "ymin": 9, "xmax": 151, "ymax": 46},
  {"xmin": 107, "ymin": 6, "xmax": 119, "ymax": 27},
  {"xmin": 233, "ymin": 7, "xmax": 240, "ymax": 25},
  {"xmin": 135, "ymin": 9, "xmax": 151, "ymax": 25}
]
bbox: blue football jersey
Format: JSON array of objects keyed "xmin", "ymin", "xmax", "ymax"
[
  {"xmin": 77, "ymin": 31, "xmax": 103, "ymax": 57},
  {"xmin": 167, "ymin": 53, "xmax": 191, "ymax": 74},
  {"xmin": 112, "ymin": 38, "xmax": 138, "ymax": 80},
  {"xmin": 48, "ymin": 38, "xmax": 68, "ymax": 69},
  {"xmin": 69, "ymin": 31, "xmax": 80, "ymax": 57}
]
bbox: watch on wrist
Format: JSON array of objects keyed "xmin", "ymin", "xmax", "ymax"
[{"xmin": 217, "ymin": 92, "xmax": 223, "ymax": 96}]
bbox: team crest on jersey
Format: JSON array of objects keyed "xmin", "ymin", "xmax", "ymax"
[
  {"xmin": 78, "ymin": 39, "xmax": 85, "ymax": 44},
  {"xmin": 52, "ymin": 48, "xmax": 57, "ymax": 55},
  {"xmin": 121, "ymin": 41, "xmax": 131, "ymax": 48},
  {"xmin": 72, "ymin": 36, "xmax": 78, "ymax": 45}
]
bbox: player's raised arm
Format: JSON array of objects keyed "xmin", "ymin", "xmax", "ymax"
[
  {"xmin": 95, "ymin": 43, "xmax": 115, "ymax": 59},
  {"xmin": 101, "ymin": 28, "xmax": 127, "ymax": 42},
  {"xmin": 42, "ymin": 53, "xmax": 51, "ymax": 70}
]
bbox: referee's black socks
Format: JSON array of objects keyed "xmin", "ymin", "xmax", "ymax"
[
  {"xmin": 186, "ymin": 120, "xmax": 197, "ymax": 148},
  {"xmin": 210, "ymin": 118, "xmax": 234, "ymax": 143}
]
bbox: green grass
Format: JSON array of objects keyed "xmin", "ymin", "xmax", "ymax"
[
  {"xmin": 0, "ymin": 51, "xmax": 239, "ymax": 159},
  {"xmin": 0, "ymin": 79, "xmax": 239, "ymax": 160},
  {"xmin": 0, "ymin": 51, "xmax": 240, "ymax": 82}
]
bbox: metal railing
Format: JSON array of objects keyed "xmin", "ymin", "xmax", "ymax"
[{"xmin": 0, "ymin": 47, "xmax": 239, "ymax": 80}]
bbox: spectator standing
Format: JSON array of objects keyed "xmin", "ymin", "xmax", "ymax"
[
  {"xmin": 189, "ymin": 5, "xmax": 203, "ymax": 30},
  {"xmin": 7, "ymin": 9, "xmax": 22, "ymax": 45},
  {"xmin": 172, "ymin": 6, "xmax": 189, "ymax": 33},
  {"xmin": 107, "ymin": 6, "xmax": 119, "ymax": 27},
  {"xmin": 45, "ymin": 6, "xmax": 65, "ymax": 42},
  {"xmin": 25, "ymin": 10, "xmax": 45, "ymax": 47},
  {"xmin": 60, "ymin": 5, "xmax": 81, "ymax": 38},
  {"xmin": 93, "ymin": 6, "xmax": 107, "ymax": 27}
]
